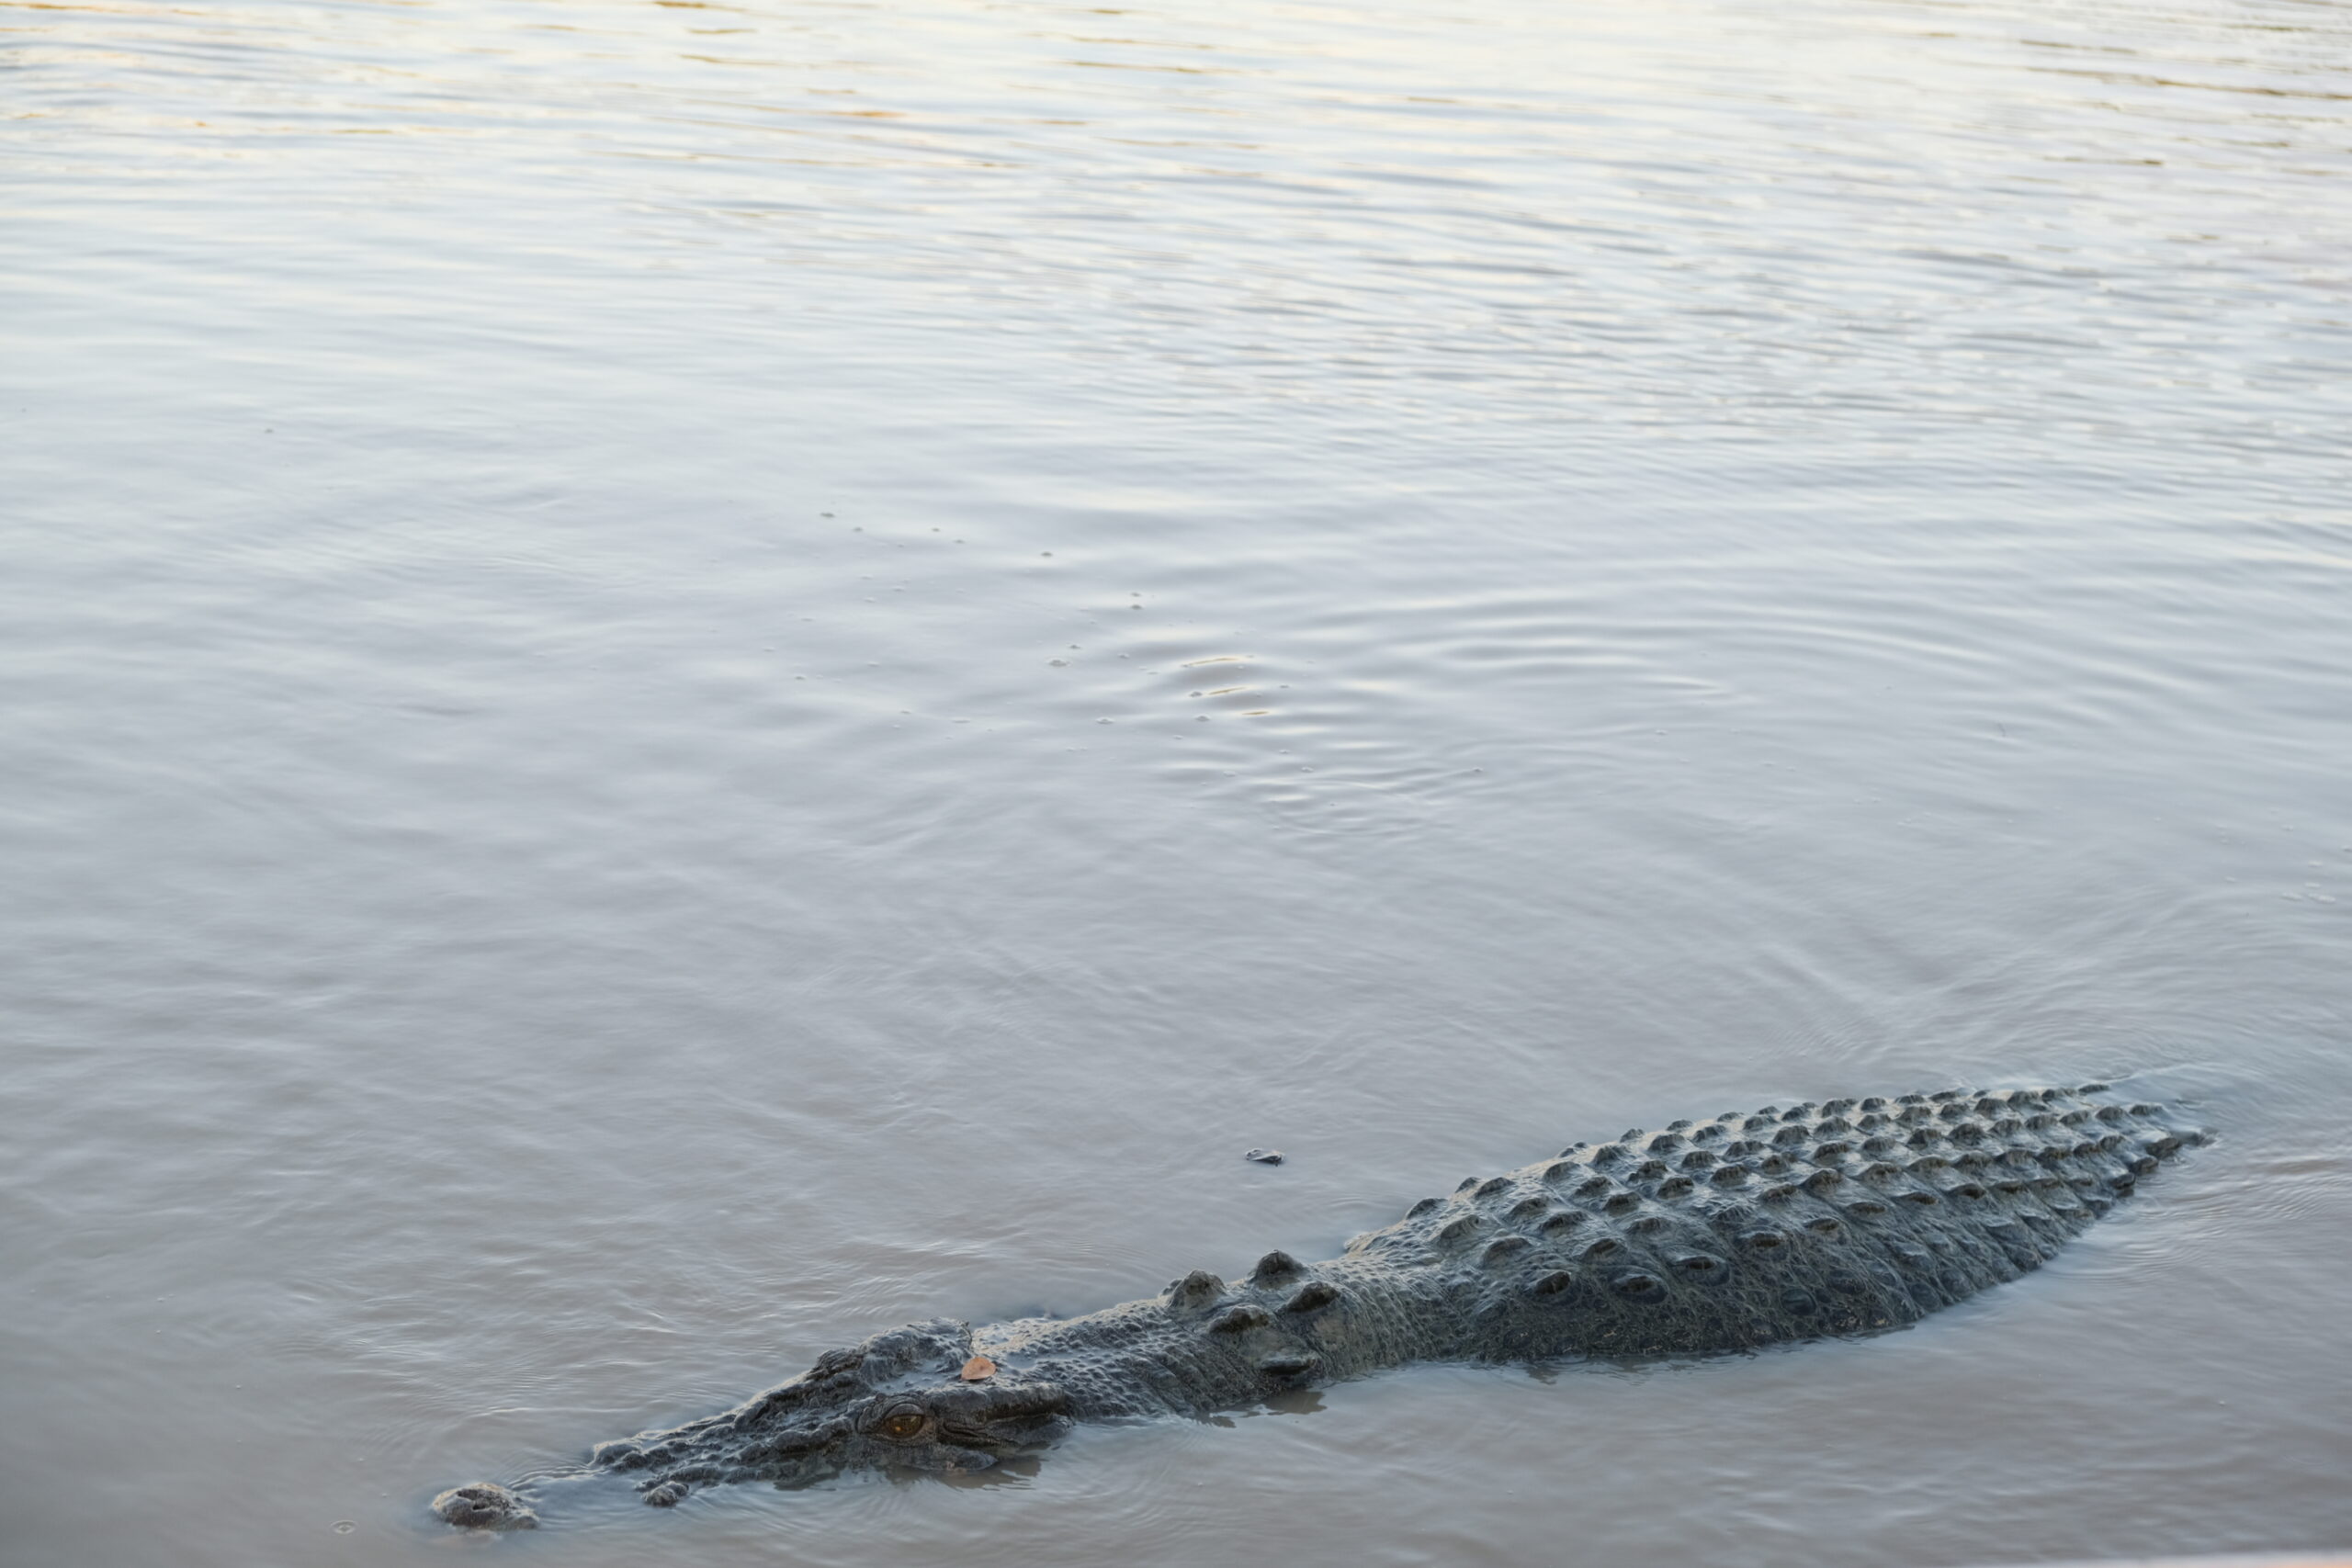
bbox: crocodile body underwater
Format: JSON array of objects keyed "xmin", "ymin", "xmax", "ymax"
[{"xmin": 434, "ymin": 1081, "xmax": 2203, "ymax": 1529}]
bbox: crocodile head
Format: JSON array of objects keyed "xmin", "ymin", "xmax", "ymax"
[{"xmin": 589, "ymin": 1319, "xmax": 1073, "ymax": 1505}]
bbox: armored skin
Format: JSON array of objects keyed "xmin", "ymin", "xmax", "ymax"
[{"xmin": 434, "ymin": 1082, "xmax": 2201, "ymax": 1527}]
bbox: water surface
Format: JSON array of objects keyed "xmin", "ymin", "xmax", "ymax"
[{"xmin": 4, "ymin": 0, "xmax": 2350, "ymax": 1562}]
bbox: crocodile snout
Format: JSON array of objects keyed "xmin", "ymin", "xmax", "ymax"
[{"xmin": 431, "ymin": 1482, "xmax": 537, "ymax": 1529}]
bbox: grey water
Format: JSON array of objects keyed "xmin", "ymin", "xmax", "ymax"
[{"xmin": 4, "ymin": 0, "xmax": 2349, "ymax": 1562}]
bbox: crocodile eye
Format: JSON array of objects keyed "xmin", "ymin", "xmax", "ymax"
[{"xmin": 876, "ymin": 1410, "xmax": 928, "ymax": 1441}]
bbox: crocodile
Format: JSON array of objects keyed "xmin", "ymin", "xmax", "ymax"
[{"xmin": 433, "ymin": 1081, "xmax": 2202, "ymax": 1529}]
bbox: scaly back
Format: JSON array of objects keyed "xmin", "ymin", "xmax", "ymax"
[{"xmin": 1336, "ymin": 1082, "xmax": 2201, "ymax": 1359}]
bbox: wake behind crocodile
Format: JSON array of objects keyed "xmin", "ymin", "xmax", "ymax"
[{"xmin": 434, "ymin": 1082, "xmax": 2204, "ymax": 1529}]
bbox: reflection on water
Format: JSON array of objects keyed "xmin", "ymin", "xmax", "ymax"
[{"xmin": 3, "ymin": 0, "xmax": 2350, "ymax": 1562}]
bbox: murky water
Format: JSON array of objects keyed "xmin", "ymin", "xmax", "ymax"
[{"xmin": 5, "ymin": 0, "xmax": 2350, "ymax": 1562}]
